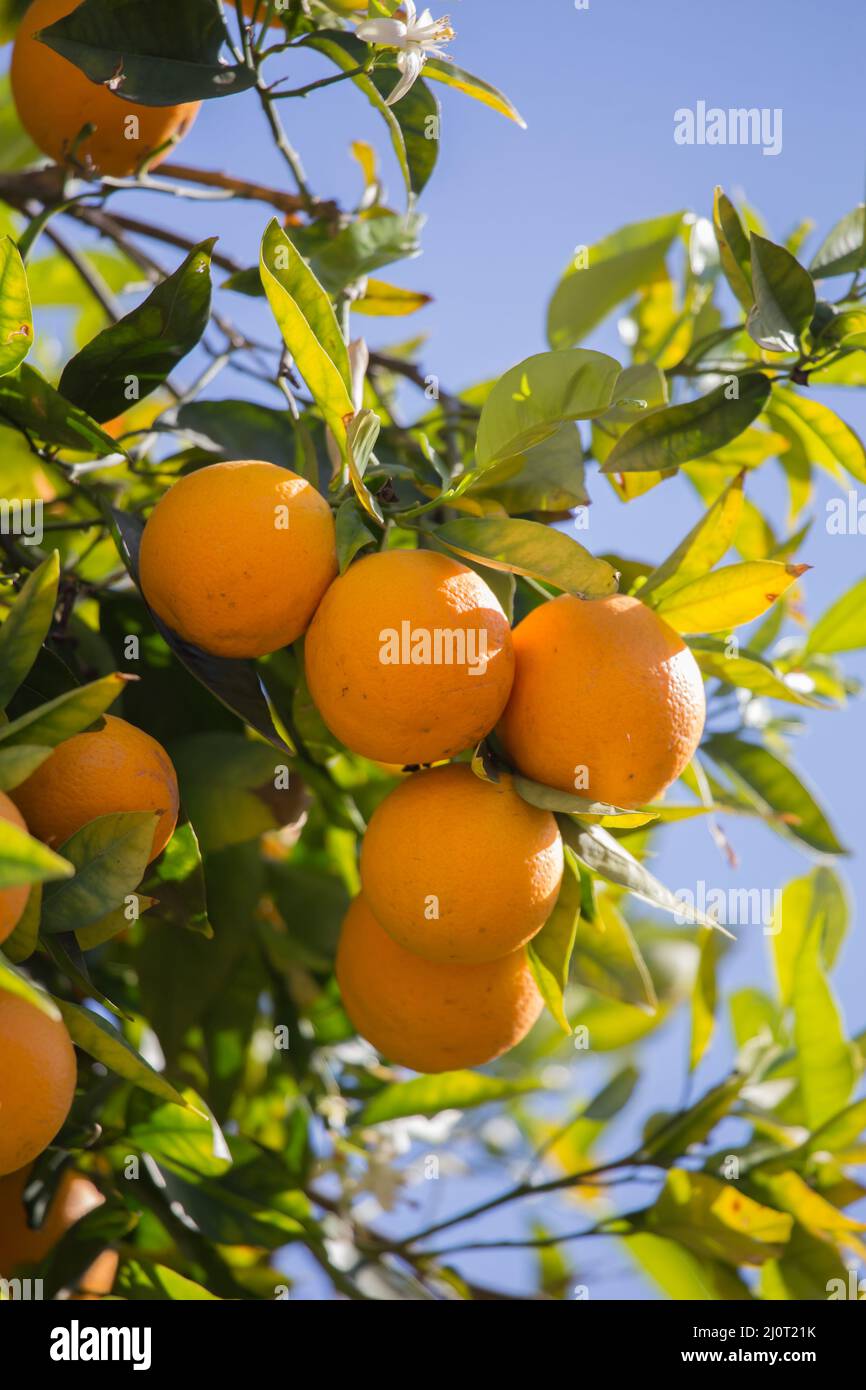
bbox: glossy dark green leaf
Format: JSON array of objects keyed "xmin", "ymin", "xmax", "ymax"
[
  {"xmin": 547, "ymin": 212, "xmax": 685, "ymax": 348},
  {"xmin": 601, "ymin": 375, "xmax": 772, "ymax": 474},
  {"xmin": 39, "ymin": 0, "xmax": 255, "ymax": 104},
  {"xmin": 59, "ymin": 241, "xmax": 215, "ymax": 422},
  {"xmin": 0, "ymin": 551, "xmax": 59, "ymax": 710},
  {"xmin": 176, "ymin": 399, "xmax": 295, "ymax": 466},
  {"xmin": 703, "ymin": 734, "xmax": 847, "ymax": 856},
  {"xmin": 41, "ymin": 811, "xmax": 157, "ymax": 934},
  {"xmin": 335, "ymin": 497, "xmax": 376, "ymax": 574},
  {"xmin": 746, "ymin": 234, "xmax": 816, "ymax": 354},
  {"xmin": 434, "ymin": 517, "xmax": 618, "ymax": 598},
  {"xmin": 0, "ymin": 365, "xmax": 126, "ymax": 455}
]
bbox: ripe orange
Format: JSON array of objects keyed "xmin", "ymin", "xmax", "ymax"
[
  {"xmin": 498, "ymin": 593, "xmax": 706, "ymax": 809},
  {"xmin": 360, "ymin": 763, "xmax": 563, "ymax": 964},
  {"xmin": 139, "ymin": 461, "xmax": 338, "ymax": 659},
  {"xmin": 336, "ymin": 895, "xmax": 543, "ymax": 1073},
  {"xmin": 10, "ymin": 0, "xmax": 200, "ymax": 179},
  {"xmin": 304, "ymin": 549, "xmax": 515, "ymax": 765},
  {"xmin": 0, "ymin": 991, "xmax": 77, "ymax": 1178},
  {"xmin": 0, "ymin": 790, "xmax": 31, "ymax": 946},
  {"xmin": 10, "ymin": 714, "xmax": 179, "ymax": 863},
  {"xmin": 0, "ymin": 1165, "xmax": 118, "ymax": 1297}
]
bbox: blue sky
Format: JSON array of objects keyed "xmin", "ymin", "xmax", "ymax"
[{"xmin": 8, "ymin": 0, "xmax": 866, "ymax": 1298}]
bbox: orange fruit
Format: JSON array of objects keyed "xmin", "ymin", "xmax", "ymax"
[
  {"xmin": 0, "ymin": 991, "xmax": 77, "ymax": 1178},
  {"xmin": 139, "ymin": 461, "xmax": 338, "ymax": 659},
  {"xmin": 360, "ymin": 764, "xmax": 563, "ymax": 964},
  {"xmin": 10, "ymin": 0, "xmax": 200, "ymax": 179},
  {"xmin": 0, "ymin": 1165, "xmax": 118, "ymax": 1298},
  {"xmin": 304, "ymin": 549, "xmax": 514, "ymax": 764},
  {"xmin": 498, "ymin": 593, "xmax": 706, "ymax": 809},
  {"xmin": 0, "ymin": 790, "xmax": 31, "ymax": 947},
  {"xmin": 10, "ymin": 714, "xmax": 179, "ymax": 863},
  {"xmin": 336, "ymin": 895, "xmax": 543, "ymax": 1073}
]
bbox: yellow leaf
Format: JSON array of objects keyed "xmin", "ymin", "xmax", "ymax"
[
  {"xmin": 753, "ymin": 1170, "xmax": 866, "ymax": 1259},
  {"xmin": 354, "ymin": 279, "xmax": 432, "ymax": 317},
  {"xmin": 654, "ymin": 561, "xmax": 808, "ymax": 634}
]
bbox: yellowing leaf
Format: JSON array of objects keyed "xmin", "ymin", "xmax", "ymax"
[
  {"xmin": 654, "ymin": 561, "xmax": 808, "ymax": 634},
  {"xmin": 354, "ymin": 279, "xmax": 432, "ymax": 317},
  {"xmin": 753, "ymin": 1170, "xmax": 866, "ymax": 1259},
  {"xmin": 641, "ymin": 471, "xmax": 744, "ymax": 606},
  {"xmin": 644, "ymin": 1170, "xmax": 793, "ymax": 1266},
  {"xmin": 765, "ymin": 389, "xmax": 866, "ymax": 484}
]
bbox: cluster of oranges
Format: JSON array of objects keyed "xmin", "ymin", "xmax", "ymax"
[
  {"xmin": 138, "ymin": 458, "xmax": 705, "ymax": 1073},
  {"xmin": 11, "ymin": 0, "xmax": 364, "ymax": 179}
]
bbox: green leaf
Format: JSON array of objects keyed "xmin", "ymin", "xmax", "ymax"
[
  {"xmin": 689, "ymin": 638, "xmax": 830, "ymax": 709},
  {"xmin": 640, "ymin": 471, "xmax": 744, "ymax": 606},
  {"xmin": 804, "ymin": 1097, "xmax": 866, "ymax": 1158},
  {"xmin": 55, "ymin": 999, "xmax": 189, "ymax": 1108},
  {"xmin": 805, "ymin": 575, "xmax": 866, "ymax": 654},
  {"xmin": 527, "ymin": 853, "xmax": 581, "ymax": 1032},
  {"xmin": 39, "ymin": 0, "xmax": 255, "ymax": 104},
  {"xmin": 59, "ymin": 241, "xmax": 215, "ymax": 422},
  {"xmin": 760, "ymin": 1226, "xmax": 851, "ymax": 1301},
  {"xmin": 2, "ymin": 879, "xmax": 41, "ymax": 963},
  {"xmin": 512, "ymin": 774, "xmax": 626, "ymax": 818},
  {"xmin": 770, "ymin": 867, "xmax": 848, "ymax": 1008},
  {"xmin": 422, "ymin": 58, "xmax": 525, "ymax": 127},
  {"xmin": 703, "ymin": 734, "xmax": 847, "ymax": 856},
  {"xmin": 809, "ymin": 204, "xmax": 866, "ymax": 279},
  {"xmin": 0, "ymin": 672, "xmax": 126, "ymax": 749},
  {"xmin": 764, "ymin": 389, "xmax": 866, "ymax": 485},
  {"xmin": 176, "ymin": 399, "xmax": 296, "ymax": 466},
  {"xmin": 0, "ymin": 956, "xmax": 61, "ymax": 1015},
  {"xmin": 653, "ymin": 560, "xmax": 806, "ymax": 634},
  {"xmin": 475, "ymin": 349, "xmax": 621, "ymax": 469},
  {"xmin": 0, "ymin": 236, "xmax": 33, "ymax": 376},
  {"xmin": 713, "ymin": 188, "xmax": 753, "ymax": 310},
  {"xmin": 0, "ymin": 814, "xmax": 72, "ymax": 891},
  {"xmin": 640, "ymin": 1074, "xmax": 746, "ymax": 1164},
  {"xmin": 627, "ymin": 1232, "xmax": 754, "ymax": 1300},
  {"xmin": 433, "ymin": 517, "xmax": 618, "ymax": 598},
  {"xmin": 0, "ymin": 551, "xmax": 59, "ymax": 710},
  {"xmin": 689, "ymin": 928, "xmax": 720, "ymax": 1071},
  {"xmin": 547, "ymin": 212, "xmax": 685, "ymax": 348},
  {"xmin": 601, "ymin": 374, "xmax": 772, "ymax": 474},
  {"xmin": 746, "ymin": 234, "xmax": 816, "ymax": 353},
  {"xmin": 559, "ymin": 818, "xmax": 725, "ymax": 933},
  {"xmin": 307, "ymin": 212, "xmax": 424, "ymax": 294},
  {"xmin": 792, "ymin": 919, "xmax": 856, "ymax": 1129},
  {"xmin": 260, "ymin": 219, "xmax": 354, "ymax": 457},
  {"xmin": 640, "ymin": 1169, "xmax": 792, "ymax": 1266},
  {"xmin": 0, "ymin": 365, "xmax": 126, "ymax": 456},
  {"xmin": 357, "ymin": 1070, "xmax": 542, "ymax": 1126},
  {"xmin": 571, "ymin": 888, "xmax": 657, "ymax": 1010},
  {"xmin": 41, "ymin": 811, "xmax": 157, "ymax": 935},
  {"xmin": 466, "ymin": 424, "xmax": 588, "ymax": 513},
  {"xmin": 117, "ymin": 1260, "xmax": 221, "ymax": 1301},
  {"xmin": 335, "ymin": 498, "xmax": 376, "ymax": 574},
  {"xmin": 126, "ymin": 1093, "xmax": 230, "ymax": 1176},
  {"xmin": 346, "ymin": 409, "xmax": 385, "ymax": 524}
]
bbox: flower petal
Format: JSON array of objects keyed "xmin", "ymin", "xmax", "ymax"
[
  {"xmin": 385, "ymin": 48, "xmax": 425, "ymax": 106},
  {"xmin": 355, "ymin": 18, "xmax": 409, "ymax": 47}
]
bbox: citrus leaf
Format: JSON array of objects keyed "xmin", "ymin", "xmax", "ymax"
[
  {"xmin": 0, "ymin": 958, "xmax": 61, "ymax": 1017},
  {"xmin": 809, "ymin": 204, "xmax": 866, "ymax": 280},
  {"xmin": 746, "ymin": 234, "xmax": 815, "ymax": 354},
  {"xmin": 354, "ymin": 279, "xmax": 432, "ymax": 317},
  {"xmin": 601, "ymin": 374, "xmax": 772, "ymax": 474},
  {"xmin": 770, "ymin": 867, "xmax": 848, "ymax": 1008},
  {"xmin": 0, "ymin": 235, "xmax": 32, "ymax": 376},
  {"xmin": 639, "ymin": 1074, "xmax": 746, "ymax": 1164},
  {"xmin": 713, "ymin": 188, "xmax": 753, "ymax": 309},
  {"xmin": 0, "ymin": 364, "xmax": 126, "ymax": 456},
  {"xmin": 0, "ymin": 672, "xmax": 127, "ymax": 749},
  {"xmin": 703, "ymin": 734, "xmax": 847, "ymax": 856},
  {"xmin": 689, "ymin": 639, "xmax": 829, "ymax": 708},
  {"xmin": 689, "ymin": 928, "xmax": 720, "ymax": 1071},
  {"xmin": 39, "ymin": 0, "xmax": 255, "ymax": 104},
  {"xmin": 527, "ymin": 852, "xmax": 581, "ymax": 1032},
  {"xmin": 357, "ymin": 1070, "xmax": 542, "ymax": 1126},
  {"xmin": 805, "ymin": 574, "xmax": 866, "ymax": 654},
  {"xmin": 422, "ymin": 57, "xmax": 525, "ymax": 127},
  {"xmin": 653, "ymin": 560, "xmax": 806, "ymax": 633},
  {"xmin": 260, "ymin": 219, "xmax": 354, "ymax": 457},
  {"xmin": 41, "ymin": 811, "xmax": 158, "ymax": 935},
  {"xmin": 59, "ymin": 240, "xmax": 216, "ymax": 422},
  {"xmin": 433, "ymin": 517, "xmax": 618, "ymax": 598},
  {"xmin": 0, "ymin": 550, "xmax": 59, "ymax": 710},
  {"xmin": 475, "ymin": 349, "xmax": 622, "ymax": 469},
  {"xmin": 640, "ymin": 1170, "xmax": 792, "ymax": 1266},
  {"xmin": 0, "ymin": 814, "xmax": 72, "ymax": 891},
  {"xmin": 346, "ymin": 409, "xmax": 384, "ymax": 524},
  {"xmin": 571, "ymin": 889, "xmax": 656, "ymax": 1010},
  {"xmin": 640, "ymin": 471, "xmax": 745, "ymax": 606},
  {"xmin": 335, "ymin": 497, "xmax": 376, "ymax": 573},
  {"xmin": 55, "ymin": 999, "xmax": 189, "ymax": 1107},
  {"xmin": 792, "ymin": 919, "xmax": 856, "ymax": 1129},
  {"xmin": 2, "ymin": 880, "xmax": 41, "ymax": 964},
  {"xmin": 548, "ymin": 212, "xmax": 685, "ymax": 348},
  {"xmin": 764, "ymin": 389, "xmax": 866, "ymax": 485}
]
